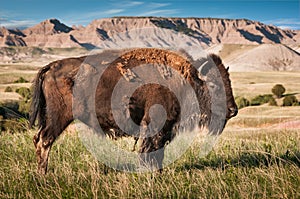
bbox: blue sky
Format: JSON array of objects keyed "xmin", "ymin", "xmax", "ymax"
[{"xmin": 0, "ymin": 0, "xmax": 299, "ymax": 30}]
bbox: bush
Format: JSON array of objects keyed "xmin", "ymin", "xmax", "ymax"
[
  {"xmin": 15, "ymin": 87, "xmax": 31, "ymax": 99},
  {"xmin": 271, "ymin": 84, "xmax": 285, "ymax": 98},
  {"xmin": 268, "ymin": 97, "xmax": 277, "ymax": 106},
  {"xmin": 283, "ymin": 95, "xmax": 298, "ymax": 106},
  {"xmin": 250, "ymin": 94, "xmax": 273, "ymax": 106},
  {"xmin": 1, "ymin": 118, "xmax": 28, "ymax": 133},
  {"xmin": 14, "ymin": 77, "xmax": 29, "ymax": 83},
  {"xmin": 18, "ymin": 100, "xmax": 30, "ymax": 116},
  {"xmin": 15, "ymin": 87, "xmax": 32, "ymax": 117},
  {"xmin": 235, "ymin": 97, "xmax": 250, "ymax": 109},
  {"xmin": 4, "ymin": 86, "xmax": 13, "ymax": 92}
]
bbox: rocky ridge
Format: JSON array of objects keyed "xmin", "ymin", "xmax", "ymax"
[
  {"xmin": 0, "ymin": 17, "xmax": 299, "ymax": 48},
  {"xmin": 0, "ymin": 17, "xmax": 300, "ymax": 71}
]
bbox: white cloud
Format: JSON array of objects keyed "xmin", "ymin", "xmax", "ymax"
[
  {"xmin": 127, "ymin": 1, "xmax": 144, "ymax": 6},
  {"xmin": 109, "ymin": 1, "xmax": 144, "ymax": 8},
  {"xmin": 0, "ymin": 19, "xmax": 37, "ymax": 29},
  {"xmin": 278, "ymin": 25, "xmax": 299, "ymax": 30},
  {"xmin": 139, "ymin": 9, "xmax": 179, "ymax": 16},
  {"xmin": 0, "ymin": 11, "xmax": 40, "ymax": 29},
  {"xmin": 103, "ymin": 9, "xmax": 125, "ymax": 15},
  {"xmin": 264, "ymin": 18, "xmax": 300, "ymax": 25},
  {"xmin": 78, "ymin": 9, "xmax": 125, "ymax": 19},
  {"xmin": 135, "ymin": 2, "xmax": 179, "ymax": 17},
  {"xmin": 63, "ymin": 8, "xmax": 125, "ymax": 26},
  {"xmin": 64, "ymin": 1, "xmax": 177, "ymax": 26},
  {"xmin": 263, "ymin": 18, "xmax": 300, "ymax": 30}
]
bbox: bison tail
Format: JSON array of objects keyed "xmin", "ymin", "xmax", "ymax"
[{"xmin": 29, "ymin": 65, "xmax": 51, "ymax": 129}]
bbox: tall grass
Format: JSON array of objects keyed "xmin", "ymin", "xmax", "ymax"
[{"xmin": 0, "ymin": 126, "xmax": 299, "ymax": 198}]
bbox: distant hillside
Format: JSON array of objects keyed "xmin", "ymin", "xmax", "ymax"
[
  {"xmin": 0, "ymin": 17, "xmax": 300, "ymax": 71},
  {"xmin": 207, "ymin": 44, "xmax": 300, "ymax": 71},
  {"xmin": 0, "ymin": 17, "xmax": 299, "ymax": 48}
]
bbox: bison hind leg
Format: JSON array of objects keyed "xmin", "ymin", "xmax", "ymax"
[
  {"xmin": 34, "ymin": 126, "xmax": 55, "ymax": 175},
  {"xmin": 34, "ymin": 119, "xmax": 72, "ymax": 174}
]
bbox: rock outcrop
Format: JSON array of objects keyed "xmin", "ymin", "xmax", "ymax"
[
  {"xmin": 1, "ymin": 17, "xmax": 300, "ymax": 71},
  {"xmin": 0, "ymin": 17, "xmax": 299, "ymax": 48}
]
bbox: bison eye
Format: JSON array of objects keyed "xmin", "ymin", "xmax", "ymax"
[{"xmin": 207, "ymin": 82, "xmax": 218, "ymax": 90}]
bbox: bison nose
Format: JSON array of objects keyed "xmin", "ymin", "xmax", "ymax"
[{"xmin": 228, "ymin": 107, "xmax": 238, "ymax": 118}]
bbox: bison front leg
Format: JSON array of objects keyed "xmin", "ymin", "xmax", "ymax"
[
  {"xmin": 138, "ymin": 137, "xmax": 164, "ymax": 171},
  {"xmin": 33, "ymin": 127, "xmax": 55, "ymax": 175},
  {"xmin": 138, "ymin": 130, "xmax": 171, "ymax": 172},
  {"xmin": 139, "ymin": 150, "xmax": 164, "ymax": 172}
]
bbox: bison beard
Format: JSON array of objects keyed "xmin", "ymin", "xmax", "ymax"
[{"xmin": 30, "ymin": 48, "xmax": 237, "ymax": 174}]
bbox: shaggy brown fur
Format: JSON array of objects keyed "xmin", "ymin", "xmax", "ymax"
[{"xmin": 30, "ymin": 48, "xmax": 237, "ymax": 174}]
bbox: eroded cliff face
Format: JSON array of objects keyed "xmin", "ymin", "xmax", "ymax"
[
  {"xmin": 0, "ymin": 27, "xmax": 26, "ymax": 46},
  {"xmin": 0, "ymin": 17, "xmax": 299, "ymax": 48},
  {"xmin": 180, "ymin": 18, "xmax": 296, "ymax": 44},
  {"xmin": 1, "ymin": 17, "xmax": 300, "ymax": 71}
]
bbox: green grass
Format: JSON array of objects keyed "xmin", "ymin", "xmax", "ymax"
[
  {"xmin": 0, "ymin": 130, "xmax": 299, "ymax": 198},
  {"xmin": 0, "ymin": 110, "xmax": 299, "ymax": 198}
]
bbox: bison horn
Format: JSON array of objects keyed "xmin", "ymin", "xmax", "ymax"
[{"xmin": 197, "ymin": 60, "xmax": 209, "ymax": 74}]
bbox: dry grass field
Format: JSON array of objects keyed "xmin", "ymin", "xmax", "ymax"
[
  {"xmin": 0, "ymin": 60, "xmax": 299, "ymax": 198},
  {"xmin": 230, "ymin": 72, "xmax": 300, "ymax": 99}
]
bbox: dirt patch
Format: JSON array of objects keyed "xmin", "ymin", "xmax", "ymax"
[
  {"xmin": 274, "ymin": 120, "xmax": 300, "ymax": 129},
  {"xmin": 0, "ymin": 92, "xmax": 21, "ymax": 101}
]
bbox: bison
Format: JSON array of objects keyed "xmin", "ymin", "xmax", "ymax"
[{"xmin": 29, "ymin": 48, "xmax": 238, "ymax": 174}]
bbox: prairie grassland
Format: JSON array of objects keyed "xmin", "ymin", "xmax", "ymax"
[
  {"xmin": 0, "ymin": 105, "xmax": 299, "ymax": 199},
  {"xmin": 230, "ymin": 72, "xmax": 300, "ymax": 99}
]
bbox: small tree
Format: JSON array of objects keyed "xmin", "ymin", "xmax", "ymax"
[
  {"xmin": 271, "ymin": 84, "xmax": 285, "ymax": 98},
  {"xmin": 283, "ymin": 95, "xmax": 298, "ymax": 106}
]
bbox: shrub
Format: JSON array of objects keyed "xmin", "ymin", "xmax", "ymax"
[
  {"xmin": 15, "ymin": 87, "xmax": 32, "ymax": 117},
  {"xmin": 0, "ymin": 101, "xmax": 29, "ymax": 131},
  {"xmin": 4, "ymin": 86, "xmax": 13, "ymax": 92},
  {"xmin": 271, "ymin": 84, "xmax": 285, "ymax": 98},
  {"xmin": 2, "ymin": 118, "xmax": 28, "ymax": 133},
  {"xmin": 15, "ymin": 87, "xmax": 31, "ymax": 99},
  {"xmin": 250, "ymin": 94, "xmax": 273, "ymax": 106},
  {"xmin": 268, "ymin": 97, "xmax": 277, "ymax": 106},
  {"xmin": 14, "ymin": 77, "xmax": 29, "ymax": 83},
  {"xmin": 18, "ymin": 100, "xmax": 30, "ymax": 117},
  {"xmin": 235, "ymin": 97, "xmax": 250, "ymax": 109},
  {"xmin": 283, "ymin": 95, "xmax": 298, "ymax": 106}
]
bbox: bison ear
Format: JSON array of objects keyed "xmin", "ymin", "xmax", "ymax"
[{"xmin": 226, "ymin": 66, "xmax": 229, "ymax": 71}]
